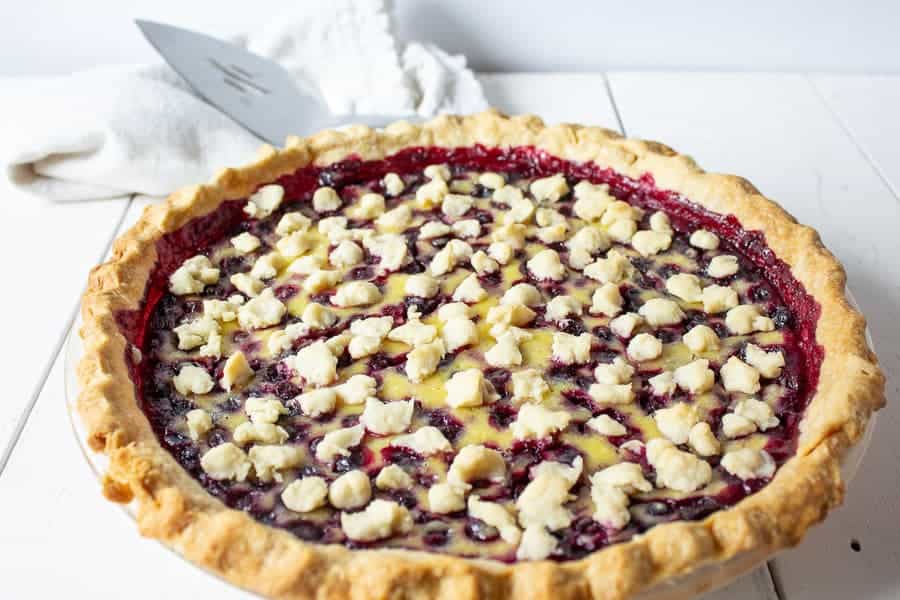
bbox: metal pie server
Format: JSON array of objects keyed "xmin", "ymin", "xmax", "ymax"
[{"xmin": 136, "ymin": 19, "xmax": 415, "ymax": 145}]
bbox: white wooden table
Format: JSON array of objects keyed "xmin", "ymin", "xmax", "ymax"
[{"xmin": 0, "ymin": 73, "xmax": 896, "ymax": 600}]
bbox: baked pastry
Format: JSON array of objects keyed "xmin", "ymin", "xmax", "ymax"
[{"xmin": 78, "ymin": 111, "xmax": 884, "ymax": 599}]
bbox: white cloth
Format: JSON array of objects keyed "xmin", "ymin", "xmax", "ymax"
[{"xmin": 0, "ymin": 0, "xmax": 487, "ymax": 202}]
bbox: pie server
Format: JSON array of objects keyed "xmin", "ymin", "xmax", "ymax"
[{"xmin": 136, "ymin": 19, "xmax": 415, "ymax": 145}]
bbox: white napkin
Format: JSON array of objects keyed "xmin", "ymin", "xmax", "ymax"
[{"xmin": 0, "ymin": 0, "xmax": 487, "ymax": 202}]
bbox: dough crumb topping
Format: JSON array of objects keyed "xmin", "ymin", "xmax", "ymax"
[{"xmin": 142, "ymin": 158, "xmax": 807, "ymax": 562}]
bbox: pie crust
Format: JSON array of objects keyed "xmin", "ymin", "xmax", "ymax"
[{"xmin": 77, "ymin": 110, "xmax": 885, "ymax": 599}]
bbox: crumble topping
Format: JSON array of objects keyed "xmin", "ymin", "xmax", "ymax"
[{"xmin": 138, "ymin": 160, "xmax": 811, "ymax": 562}]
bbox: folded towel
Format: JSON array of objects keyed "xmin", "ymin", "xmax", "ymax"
[{"xmin": 0, "ymin": 0, "xmax": 487, "ymax": 201}]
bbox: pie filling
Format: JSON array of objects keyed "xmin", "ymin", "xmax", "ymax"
[{"xmin": 117, "ymin": 145, "xmax": 821, "ymax": 562}]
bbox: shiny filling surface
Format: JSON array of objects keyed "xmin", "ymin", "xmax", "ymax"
[{"xmin": 119, "ymin": 146, "xmax": 821, "ymax": 562}]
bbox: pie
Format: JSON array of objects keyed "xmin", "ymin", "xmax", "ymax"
[{"xmin": 78, "ymin": 111, "xmax": 884, "ymax": 599}]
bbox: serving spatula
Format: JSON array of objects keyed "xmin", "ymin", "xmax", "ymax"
[{"xmin": 136, "ymin": 19, "xmax": 414, "ymax": 145}]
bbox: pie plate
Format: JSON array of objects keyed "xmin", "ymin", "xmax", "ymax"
[
  {"xmin": 54, "ymin": 105, "xmax": 887, "ymax": 600},
  {"xmin": 64, "ymin": 287, "xmax": 877, "ymax": 599}
]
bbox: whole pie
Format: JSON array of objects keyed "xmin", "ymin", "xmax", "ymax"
[{"xmin": 78, "ymin": 111, "xmax": 884, "ymax": 599}]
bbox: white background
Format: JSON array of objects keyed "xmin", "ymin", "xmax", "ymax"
[{"xmin": 2, "ymin": 0, "xmax": 899, "ymax": 76}]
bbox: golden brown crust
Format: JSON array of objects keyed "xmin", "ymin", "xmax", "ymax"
[{"xmin": 77, "ymin": 110, "xmax": 885, "ymax": 599}]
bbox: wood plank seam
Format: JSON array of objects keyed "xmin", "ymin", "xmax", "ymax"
[
  {"xmin": 0, "ymin": 196, "xmax": 135, "ymax": 478},
  {"xmin": 807, "ymin": 75, "xmax": 900, "ymax": 205},
  {"xmin": 766, "ymin": 561, "xmax": 787, "ymax": 600},
  {"xmin": 602, "ymin": 72, "xmax": 627, "ymax": 136}
]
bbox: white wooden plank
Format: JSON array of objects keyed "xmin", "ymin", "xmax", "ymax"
[
  {"xmin": 478, "ymin": 73, "xmax": 621, "ymax": 130},
  {"xmin": 608, "ymin": 71, "xmax": 900, "ymax": 600},
  {"xmin": 0, "ymin": 356, "xmax": 252, "ymax": 598},
  {"xmin": 811, "ymin": 75, "xmax": 900, "ymax": 199},
  {"xmin": 0, "ymin": 187, "xmax": 129, "ymax": 463},
  {"xmin": 0, "ymin": 195, "xmax": 252, "ymax": 598}
]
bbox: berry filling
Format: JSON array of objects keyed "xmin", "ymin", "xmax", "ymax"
[{"xmin": 114, "ymin": 145, "xmax": 821, "ymax": 562}]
